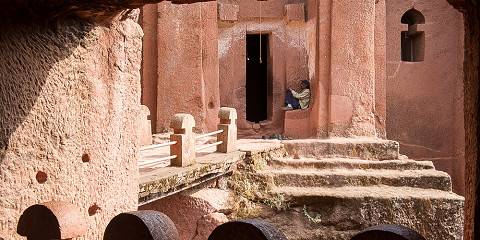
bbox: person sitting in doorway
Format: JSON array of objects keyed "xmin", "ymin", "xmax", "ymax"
[{"xmin": 284, "ymin": 80, "xmax": 311, "ymax": 110}]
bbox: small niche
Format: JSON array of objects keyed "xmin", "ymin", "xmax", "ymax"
[
  {"xmin": 401, "ymin": 9, "xmax": 426, "ymax": 62},
  {"xmin": 88, "ymin": 204, "xmax": 101, "ymax": 216},
  {"xmin": 82, "ymin": 153, "xmax": 91, "ymax": 163},
  {"xmin": 36, "ymin": 171, "xmax": 48, "ymax": 184}
]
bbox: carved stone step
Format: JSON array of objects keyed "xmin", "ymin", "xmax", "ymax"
[
  {"xmin": 282, "ymin": 138, "xmax": 399, "ymax": 160},
  {"xmin": 256, "ymin": 168, "xmax": 452, "ymax": 191},
  {"xmin": 267, "ymin": 158, "xmax": 434, "ymax": 171},
  {"xmin": 262, "ymin": 186, "xmax": 463, "ymax": 240}
]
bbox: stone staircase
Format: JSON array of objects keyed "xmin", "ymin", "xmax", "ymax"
[{"xmin": 240, "ymin": 138, "xmax": 464, "ymax": 240}]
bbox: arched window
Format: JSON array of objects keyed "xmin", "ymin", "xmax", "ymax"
[{"xmin": 401, "ymin": 9, "xmax": 425, "ymax": 62}]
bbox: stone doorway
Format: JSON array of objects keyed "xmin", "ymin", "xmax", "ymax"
[{"xmin": 246, "ymin": 33, "xmax": 270, "ymax": 123}]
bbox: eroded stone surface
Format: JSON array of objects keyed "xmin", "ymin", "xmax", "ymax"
[
  {"xmin": 282, "ymin": 138, "xmax": 400, "ymax": 160},
  {"xmin": 226, "ymin": 139, "xmax": 464, "ymax": 240},
  {"xmin": 139, "ymin": 188, "xmax": 230, "ymax": 240},
  {"xmin": 0, "ymin": 14, "xmax": 142, "ymax": 239}
]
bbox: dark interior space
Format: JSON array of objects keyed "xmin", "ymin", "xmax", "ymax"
[
  {"xmin": 401, "ymin": 9, "xmax": 425, "ymax": 62},
  {"xmin": 246, "ymin": 34, "xmax": 269, "ymax": 123},
  {"xmin": 401, "ymin": 31, "xmax": 425, "ymax": 62}
]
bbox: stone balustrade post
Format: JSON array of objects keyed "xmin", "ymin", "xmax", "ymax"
[
  {"xmin": 217, "ymin": 107, "xmax": 237, "ymax": 153},
  {"xmin": 170, "ymin": 114, "xmax": 196, "ymax": 167},
  {"xmin": 140, "ymin": 105, "xmax": 153, "ymax": 146}
]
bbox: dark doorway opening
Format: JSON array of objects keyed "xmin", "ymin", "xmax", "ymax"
[{"xmin": 246, "ymin": 34, "xmax": 269, "ymax": 123}]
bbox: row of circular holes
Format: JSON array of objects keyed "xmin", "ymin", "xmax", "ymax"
[{"xmin": 35, "ymin": 154, "xmax": 100, "ymax": 216}]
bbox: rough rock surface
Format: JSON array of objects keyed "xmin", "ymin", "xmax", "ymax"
[
  {"xmin": 456, "ymin": 2, "xmax": 480, "ymax": 240},
  {"xmin": 0, "ymin": 0, "xmax": 213, "ymax": 22},
  {"xmin": 0, "ymin": 13, "xmax": 142, "ymax": 239},
  {"xmin": 230, "ymin": 140, "xmax": 464, "ymax": 240},
  {"xmin": 282, "ymin": 138, "xmax": 399, "ymax": 160},
  {"xmin": 385, "ymin": 0, "xmax": 466, "ymax": 196},
  {"xmin": 139, "ymin": 188, "xmax": 230, "ymax": 240}
]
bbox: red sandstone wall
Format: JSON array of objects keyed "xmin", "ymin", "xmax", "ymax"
[
  {"xmin": 329, "ymin": 0, "xmax": 377, "ymax": 137},
  {"xmin": 386, "ymin": 0, "xmax": 465, "ymax": 194},
  {"xmin": 309, "ymin": 0, "xmax": 331, "ymax": 138},
  {"xmin": 0, "ymin": 14, "xmax": 142, "ymax": 239},
  {"xmin": 218, "ymin": 0, "xmax": 310, "ymax": 138},
  {"xmin": 154, "ymin": 1, "xmax": 220, "ymax": 133},
  {"xmin": 141, "ymin": 4, "xmax": 159, "ymax": 132},
  {"xmin": 375, "ymin": 0, "xmax": 387, "ymax": 138}
]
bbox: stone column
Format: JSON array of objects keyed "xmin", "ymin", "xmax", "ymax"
[
  {"xmin": 329, "ymin": 0, "xmax": 377, "ymax": 137},
  {"xmin": 156, "ymin": 1, "xmax": 220, "ymax": 133},
  {"xmin": 170, "ymin": 114, "xmax": 196, "ymax": 167},
  {"xmin": 217, "ymin": 107, "xmax": 237, "ymax": 153}
]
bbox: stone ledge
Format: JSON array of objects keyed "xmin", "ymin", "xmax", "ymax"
[
  {"xmin": 139, "ymin": 151, "xmax": 246, "ymax": 205},
  {"xmin": 282, "ymin": 138, "xmax": 400, "ymax": 160}
]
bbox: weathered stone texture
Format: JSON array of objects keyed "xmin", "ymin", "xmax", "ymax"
[
  {"xmin": 329, "ymin": 0, "xmax": 377, "ymax": 137},
  {"xmin": 156, "ymin": 1, "xmax": 220, "ymax": 133},
  {"xmin": 230, "ymin": 140, "xmax": 464, "ymax": 240},
  {"xmin": 0, "ymin": 14, "xmax": 142, "ymax": 239},
  {"xmin": 386, "ymin": 0, "xmax": 466, "ymax": 195},
  {"xmin": 460, "ymin": 2, "xmax": 480, "ymax": 240},
  {"xmin": 218, "ymin": 3, "xmax": 239, "ymax": 22},
  {"xmin": 282, "ymin": 138, "xmax": 400, "ymax": 160},
  {"xmin": 139, "ymin": 188, "xmax": 230, "ymax": 240}
]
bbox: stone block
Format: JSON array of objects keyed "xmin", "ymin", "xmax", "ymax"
[
  {"xmin": 139, "ymin": 189, "xmax": 231, "ymax": 240},
  {"xmin": 218, "ymin": 3, "xmax": 239, "ymax": 21},
  {"xmin": 193, "ymin": 213, "xmax": 229, "ymax": 240},
  {"xmin": 282, "ymin": 138, "xmax": 400, "ymax": 160},
  {"xmin": 285, "ymin": 4, "xmax": 305, "ymax": 22},
  {"xmin": 170, "ymin": 133, "xmax": 196, "ymax": 167},
  {"xmin": 218, "ymin": 107, "xmax": 238, "ymax": 124},
  {"xmin": 170, "ymin": 114, "xmax": 195, "ymax": 134},
  {"xmin": 170, "ymin": 114, "xmax": 196, "ymax": 167},
  {"xmin": 217, "ymin": 107, "xmax": 237, "ymax": 153}
]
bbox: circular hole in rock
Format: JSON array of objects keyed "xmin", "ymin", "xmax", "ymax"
[
  {"xmin": 82, "ymin": 154, "xmax": 90, "ymax": 163},
  {"xmin": 208, "ymin": 101, "xmax": 215, "ymax": 109},
  {"xmin": 36, "ymin": 171, "xmax": 48, "ymax": 184},
  {"xmin": 88, "ymin": 204, "xmax": 101, "ymax": 216}
]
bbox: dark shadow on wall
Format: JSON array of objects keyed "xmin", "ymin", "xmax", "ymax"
[
  {"xmin": 463, "ymin": 4, "xmax": 480, "ymax": 240},
  {"xmin": 0, "ymin": 20, "xmax": 93, "ymax": 162}
]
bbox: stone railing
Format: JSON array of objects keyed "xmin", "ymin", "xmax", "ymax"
[
  {"xmin": 17, "ymin": 201, "xmax": 427, "ymax": 240},
  {"xmin": 139, "ymin": 107, "xmax": 238, "ymax": 168}
]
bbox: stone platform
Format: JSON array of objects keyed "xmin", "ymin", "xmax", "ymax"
[
  {"xmin": 138, "ymin": 139, "xmax": 283, "ymax": 205},
  {"xmin": 231, "ymin": 138, "xmax": 464, "ymax": 240}
]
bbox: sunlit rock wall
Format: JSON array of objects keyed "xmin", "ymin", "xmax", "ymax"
[{"xmin": 0, "ymin": 13, "xmax": 142, "ymax": 239}]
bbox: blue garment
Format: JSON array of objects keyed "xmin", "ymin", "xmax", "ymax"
[{"xmin": 285, "ymin": 90, "xmax": 301, "ymax": 109}]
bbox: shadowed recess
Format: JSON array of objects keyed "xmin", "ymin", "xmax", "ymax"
[
  {"xmin": 401, "ymin": 9, "xmax": 425, "ymax": 25},
  {"xmin": 208, "ymin": 219, "xmax": 287, "ymax": 240},
  {"xmin": 0, "ymin": 20, "xmax": 93, "ymax": 162},
  {"xmin": 17, "ymin": 205, "xmax": 61, "ymax": 240},
  {"xmin": 351, "ymin": 224, "xmax": 427, "ymax": 240}
]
